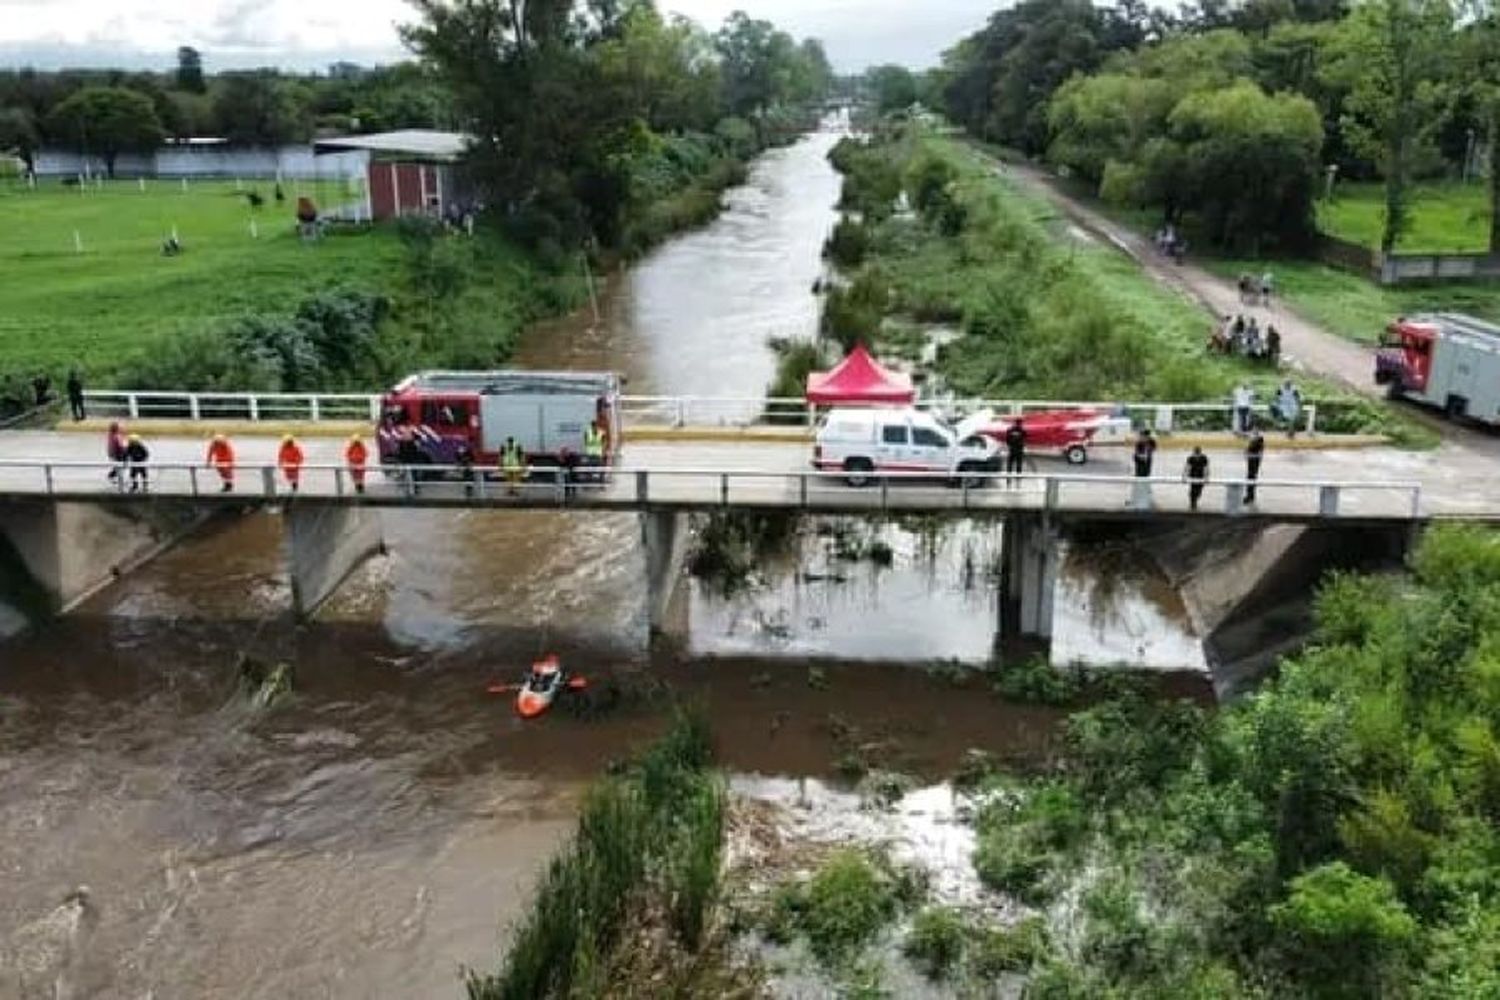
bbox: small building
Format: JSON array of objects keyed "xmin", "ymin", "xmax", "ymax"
[
  {"xmin": 34, "ymin": 137, "xmax": 367, "ymax": 181},
  {"xmin": 313, "ymin": 130, "xmax": 473, "ymax": 222}
]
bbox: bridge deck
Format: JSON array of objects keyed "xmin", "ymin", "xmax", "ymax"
[{"xmin": 0, "ymin": 431, "xmax": 1462, "ymax": 523}]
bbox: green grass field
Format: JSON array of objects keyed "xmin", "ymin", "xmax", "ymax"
[
  {"xmin": 0, "ymin": 177, "xmax": 403, "ymax": 377},
  {"xmin": 1316, "ymin": 181, "xmax": 1494, "ymax": 253}
]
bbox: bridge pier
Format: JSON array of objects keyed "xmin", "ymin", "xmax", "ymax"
[
  {"xmin": 641, "ymin": 510, "xmax": 688, "ymax": 637},
  {"xmin": 0, "ymin": 498, "xmax": 208, "ymax": 633},
  {"xmin": 286, "ymin": 503, "xmax": 386, "ymax": 620},
  {"xmin": 998, "ymin": 513, "xmax": 1057, "ymax": 641}
]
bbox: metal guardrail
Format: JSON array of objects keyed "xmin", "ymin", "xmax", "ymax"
[
  {"xmin": 0, "ymin": 459, "xmax": 1423, "ymax": 520},
  {"xmin": 79, "ymin": 390, "xmax": 1323, "ymax": 436}
]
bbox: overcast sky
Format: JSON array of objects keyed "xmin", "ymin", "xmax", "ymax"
[{"xmin": 0, "ymin": 0, "xmax": 995, "ymax": 74}]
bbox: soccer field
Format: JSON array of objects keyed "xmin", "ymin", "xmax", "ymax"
[{"xmin": 0, "ymin": 176, "xmax": 404, "ymax": 378}]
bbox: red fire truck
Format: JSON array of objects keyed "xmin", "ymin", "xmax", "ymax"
[
  {"xmin": 376, "ymin": 370, "xmax": 622, "ymax": 470},
  {"xmin": 1375, "ymin": 313, "xmax": 1500, "ymax": 425}
]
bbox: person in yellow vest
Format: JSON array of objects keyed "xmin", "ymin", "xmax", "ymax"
[
  {"xmin": 499, "ymin": 436, "xmax": 525, "ymax": 495},
  {"xmin": 582, "ymin": 420, "xmax": 605, "ymax": 482}
]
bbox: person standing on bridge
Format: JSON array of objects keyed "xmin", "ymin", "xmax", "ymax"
[
  {"xmin": 1244, "ymin": 424, "xmax": 1265, "ymax": 505},
  {"xmin": 105, "ymin": 421, "xmax": 127, "ymax": 483},
  {"xmin": 583, "ymin": 420, "xmax": 605, "ymax": 483},
  {"xmin": 500, "ymin": 436, "xmax": 525, "ymax": 496},
  {"xmin": 66, "ymin": 370, "xmax": 85, "ymax": 421},
  {"xmin": 124, "ymin": 434, "xmax": 150, "ymax": 493},
  {"xmin": 205, "ymin": 434, "xmax": 236, "ymax": 493},
  {"xmin": 277, "ymin": 434, "xmax": 305, "ymax": 493},
  {"xmin": 345, "ymin": 435, "xmax": 369, "ymax": 495},
  {"xmin": 1184, "ymin": 447, "xmax": 1209, "ymax": 511},
  {"xmin": 1004, "ymin": 419, "xmax": 1027, "ymax": 488}
]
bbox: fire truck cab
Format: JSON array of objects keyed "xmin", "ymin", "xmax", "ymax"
[
  {"xmin": 377, "ymin": 370, "xmax": 622, "ymax": 471},
  {"xmin": 1376, "ymin": 313, "xmax": 1500, "ymax": 425}
]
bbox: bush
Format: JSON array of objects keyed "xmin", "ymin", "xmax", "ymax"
[
  {"xmin": 774, "ymin": 850, "xmax": 903, "ymax": 966},
  {"xmin": 990, "ymin": 654, "xmax": 1083, "ymax": 705},
  {"xmin": 969, "ymin": 917, "xmax": 1049, "ymax": 977},
  {"xmin": 902, "ymin": 906, "xmax": 966, "ymax": 979},
  {"xmin": 1268, "ymin": 861, "xmax": 1418, "ymax": 996},
  {"xmin": 973, "ymin": 782, "xmax": 1086, "ymax": 904},
  {"xmin": 824, "ymin": 217, "xmax": 871, "ymax": 267}
]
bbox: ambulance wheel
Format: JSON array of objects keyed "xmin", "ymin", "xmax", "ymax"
[
  {"xmin": 1064, "ymin": 444, "xmax": 1088, "ymax": 465},
  {"xmin": 844, "ymin": 458, "xmax": 874, "ymax": 488}
]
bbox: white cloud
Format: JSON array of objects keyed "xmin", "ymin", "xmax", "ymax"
[{"xmin": 0, "ymin": 0, "xmax": 996, "ymax": 70}]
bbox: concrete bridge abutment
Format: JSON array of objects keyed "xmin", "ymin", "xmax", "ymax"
[
  {"xmin": 285, "ymin": 503, "xmax": 386, "ymax": 620},
  {"xmin": 0, "ymin": 498, "xmax": 209, "ymax": 635}
]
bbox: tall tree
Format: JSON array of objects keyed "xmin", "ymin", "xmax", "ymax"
[
  {"xmin": 45, "ymin": 86, "xmax": 163, "ymax": 177},
  {"xmin": 866, "ymin": 65, "xmax": 917, "ymax": 113},
  {"xmin": 176, "ymin": 46, "xmax": 205, "ymax": 93},
  {"xmin": 1461, "ymin": 2, "xmax": 1500, "ymax": 252},
  {"xmin": 212, "ymin": 72, "xmax": 312, "ymax": 145},
  {"xmin": 1326, "ymin": 0, "xmax": 1453, "ymax": 252},
  {"xmin": 0, "ymin": 106, "xmax": 38, "ymax": 172}
]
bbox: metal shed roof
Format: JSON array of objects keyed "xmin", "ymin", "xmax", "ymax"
[{"xmin": 313, "ymin": 130, "xmax": 471, "ymax": 162}]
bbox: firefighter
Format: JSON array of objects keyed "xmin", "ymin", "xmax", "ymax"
[
  {"xmin": 1244, "ymin": 423, "xmax": 1265, "ymax": 505},
  {"xmin": 500, "ymin": 436, "xmax": 525, "ymax": 495},
  {"xmin": 277, "ymin": 434, "xmax": 305, "ymax": 493},
  {"xmin": 345, "ymin": 434, "xmax": 369, "ymax": 495},
  {"xmin": 205, "ymin": 433, "xmax": 236, "ymax": 492},
  {"xmin": 1003, "ymin": 419, "xmax": 1026, "ymax": 487}
]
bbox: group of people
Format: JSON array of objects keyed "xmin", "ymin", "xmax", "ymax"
[
  {"xmin": 1129, "ymin": 425, "xmax": 1267, "ymax": 512},
  {"xmin": 104, "ymin": 426, "xmax": 370, "ymax": 495},
  {"xmin": 1208, "ymin": 314, "xmax": 1281, "ymax": 365},
  {"xmin": 1238, "ymin": 271, "xmax": 1275, "ymax": 307},
  {"xmin": 1231, "ymin": 380, "xmax": 1303, "ymax": 437}
]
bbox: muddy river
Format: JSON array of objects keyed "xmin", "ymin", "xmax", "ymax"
[{"xmin": 0, "ymin": 127, "xmax": 1176, "ymax": 998}]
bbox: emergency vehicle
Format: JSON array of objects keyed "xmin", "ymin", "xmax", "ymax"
[
  {"xmin": 1375, "ymin": 313, "xmax": 1500, "ymax": 425},
  {"xmin": 813, "ymin": 407, "xmax": 1002, "ymax": 486},
  {"xmin": 377, "ymin": 370, "xmax": 622, "ymax": 469}
]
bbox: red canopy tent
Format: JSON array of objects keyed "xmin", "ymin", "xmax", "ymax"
[{"xmin": 804, "ymin": 343, "xmax": 916, "ymax": 406}]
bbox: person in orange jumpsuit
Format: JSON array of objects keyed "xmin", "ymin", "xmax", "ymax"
[
  {"xmin": 277, "ymin": 434, "xmax": 305, "ymax": 493},
  {"xmin": 345, "ymin": 434, "xmax": 369, "ymax": 495},
  {"xmin": 205, "ymin": 433, "xmax": 236, "ymax": 492}
]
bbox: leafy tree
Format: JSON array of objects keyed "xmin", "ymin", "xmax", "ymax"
[
  {"xmin": 176, "ymin": 46, "xmax": 205, "ymax": 94},
  {"xmin": 1325, "ymin": 0, "xmax": 1454, "ymax": 252},
  {"xmin": 1269, "ymin": 862, "xmax": 1418, "ymax": 996},
  {"xmin": 45, "ymin": 86, "xmax": 163, "ymax": 177},
  {"xmin": 0, "ymin": 106, "xmax": 38, "ymax": 172},
  {"xmin": 1460, "ymin": 2, "xmax": 1500, "ymax": 252},
  {"xmin": 212, "ymin": 71, "xmax": 313, "ymax": 145},
  {"xmin": 866, "ymin": 64, "xmax": 917, "ymax": 114}
]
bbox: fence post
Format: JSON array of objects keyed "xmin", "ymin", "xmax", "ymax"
[
  {"xmin": 720, "ymin": 472, "xmax": 729, "ymax": 506},
  {"xmin": 261, "ymin": 466, "xmax": 275, "ymax": 497},
  {"xmin": 248, "ymin": 397, "xmax": 260, "ymax": 422},
  {"xmin": 369, "ymin": 396, "xmax": 382, "ymax": 422},
  {"xmin": 880, "ymin": 476, "xmax": 889, "ymax": 512},
  {"xmin": 128, "ymin": 394, "xmax": 140, "ymax": 419},
  {"xmin": 43, "ymin": 464, "xmax": 53, "ymax": 495},
  {"xmin": 1154, "ymin": 406, "xmax": 1173, "ymax": 433},
  {"xmin": 635, "ymin": 470, "xmax": 649, "ymax": 503},
  {"xmin": 674, "ymin": 399, "xmax": 686, "ymax": 428},
  {"xmin": 189, "ymin": 466, "xmax": 199, "ymax": 496},
  {"xmin": 1224, "ymin": 481, "xmax": 1244, "ymax": 515},
  {"xmin": 799, "ymin": 472, "xmax": 808, "ymax": 508},
  {"xmin": 1305, "ymin": 404, "xmax": 1318, "ymax": 436},
  {"xmin": 1410, "ymin": 486, "xmax": 1422, "ymax": 519},
  {"xmin": 403, "ymin": 465, "xmax": 415, "ymax": 498},
  {"xmin": 310, "ymin": 397, "xmax": 321, "ymax": 422},
  {"xmin": 334, "ymin": 467, "xmax": 344, "ymax": 497},
  {"xmin": 188, "ymin": 395, "xmax": 200, "ymax": 421},
  {"xmin": 474, "ymin": 468, "xmax": 487, "ymax": 501},
  {"xmin": 1319, "ymin": 485, "xmax": 1340, "ymax": 517},
  {"xmin": 1044, "ymin": 478, "xmax": 1059, "ymax": 511}
]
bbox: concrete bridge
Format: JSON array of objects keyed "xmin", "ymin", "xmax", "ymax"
[{"xmin": 1, "ymin": 386, "xmax": 1492, "ymax": 660}]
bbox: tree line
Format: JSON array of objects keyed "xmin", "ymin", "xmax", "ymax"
[
  {"xmin": 401, "ymin": 0, "xmax": 832, "ymax": 250},
  {"xmin": 0, "ymin": 53, "xmax": 453, "ymax": 176},
  {"xmin": 875, "ymin": 0, "xmax": 1498, "ymax": 255}
]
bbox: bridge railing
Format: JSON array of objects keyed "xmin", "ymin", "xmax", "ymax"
[
  {"xmin": 82, "ymin": 390, "xmax": 1329, "ymax": 436},
  {"xmin": 0, "ymin": 459, "xmax": 1422, "ymax": 519}
]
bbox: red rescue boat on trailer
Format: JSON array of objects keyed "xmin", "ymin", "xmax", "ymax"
[{"xmin": 978, "ymin": 408, "xmax": 1131, "ymax": 465}]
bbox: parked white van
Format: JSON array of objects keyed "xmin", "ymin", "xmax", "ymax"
[{"xmin": 813, "ymin": 407, "xmax": 1002, "ymax": 486}]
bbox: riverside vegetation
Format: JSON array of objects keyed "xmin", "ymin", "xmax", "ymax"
[{"xmin": 488, "ymin": 525, "xmax": 1500, "ymax": 997}]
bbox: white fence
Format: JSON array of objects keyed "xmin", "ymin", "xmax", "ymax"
[
  {"xmin": 81, "ymin": 391, "xmax": 1323, "ymax": 436},
  {"xmin": 0, "ymin": 459, "xmax": 1423, "ymax": 521}
]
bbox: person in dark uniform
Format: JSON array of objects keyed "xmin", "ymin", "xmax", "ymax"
[
  {"xmin": 124, "ymin": 434, "xmax": 150, "ymax": 493},
  {"xmin": 1184, "ymin": 446, "xmax": 1209, "ymax": 511},
  {"xmin": 1004, "ymin": 419, "xmax": 1027, "ymax": 486},
  {"xmin": 66, "ymin": 370, "xmax": 85, "ymax": 421},
  {"xmin": 1132, "ymin": 428, "xmax": 1156, "ymax": 478},
  {"xmin": 1244, "ymin": 424, "xmax": 1265, "ymax": 504}
]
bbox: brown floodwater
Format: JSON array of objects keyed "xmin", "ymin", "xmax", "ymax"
[{"xmin": 0, "ymin": 125, "xmax": 1195, "ymax": 999}]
